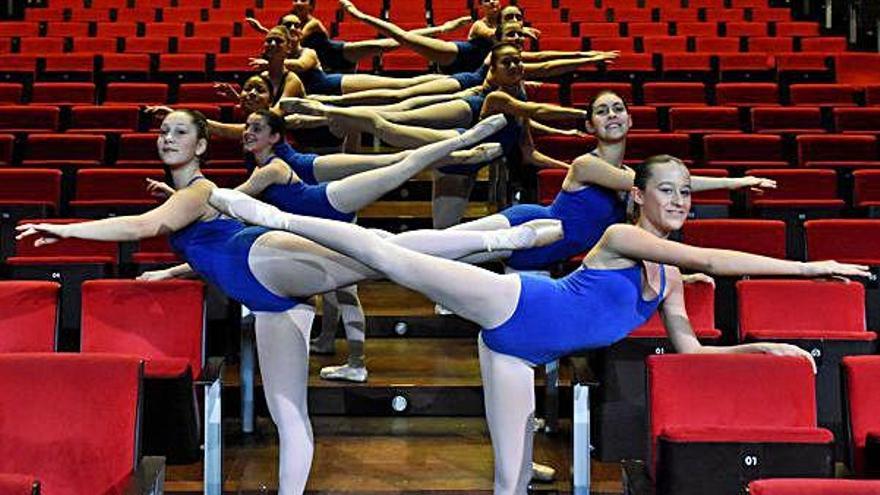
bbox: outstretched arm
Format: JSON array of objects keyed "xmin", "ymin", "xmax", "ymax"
[
  {"xmin": 234, "ymin": 159, "xmax": 290, "ymax": 197},
  {"xmin": 468, "ymin": 19, "xmax": 496, "ymax": 40},
  {"xmin": 529, "ymin": 120, "xmax": 587, "ymax": 136},
  {"xmin": 523, "ymin": 54, "xmax": 616, "ymax": 78},
  {"xmin": 601, "ymin": 223, "xmax": 872, "ymax": 278},
  {"xmin": 690, "ymin": 175, "xmax": 776, "ymax": 193},
  {"xmin": 522, "ymin": 50, "xmax": 616, "ymax": 62},
  {"xmin": 244, "ymin": 17, "xmax": 270, "ymax": 35},
  {"xmin": 521, "ymin": 131, "xmax": 569, "ymax": 169},
  {"xmin": 283, "ymin": 48, "xmax": 321, "ymax": 72},
  {"xmin": 570, "ymin": 153, "xmax": 635, "ymax": 191},
  {"xmin": 484, "ymin": 91, "xmax": 587, "ymax": 121},
  {"xmin": 138, "ymin": 262, "xmax": 198, "ymax": 281}
]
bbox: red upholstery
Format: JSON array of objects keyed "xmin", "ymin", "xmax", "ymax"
[
  {"xmin": 105, "ymin": 83, "xmax": 169, "ymax": 105},
  {"xmin": 591, "ymin": 37, "xmax": 634, "ymax": 52},
  {"xmin": 745, "ymin": 169, "xmax": 844, "ymax": 209},
  {"xmin": 648, "ymin": 353, "xmax": 825, "ymax": 475},
  {"xmin": 532, "ymin": 134, "xmax": 597, "ymax": 162},
  {"xmin": 835, "ymin": 53, "xmax": 880, "ymax": 85},
  {"xmin": 718, "ymin": 53, "xmax": 775, "ymax": 76},
  {"xmin": 178, "ymin": 82, "xmax": 239, "ymax": 104},
  {"xmin": 43, "ymin": 54, "xmax": 96, "ymax": 79},
  {"xmin": 695, "ymin": 36, "xmax": 739, "ymax": 53},
  {"xmin": 9, "ymin": 218, "xmax": 117, "ymax": 264},
  {"xmin": 805, "ymin": 219, "xmax": 880, "ymax": 264},
  {"xmin": 613, "ymin": 8, "xmax": 653, "ymax": 22},
  {"xmin": 0, "ymin": 106, "xmax": 60, "ymax": 132},
  {"xmin": 668, "ymin": 107, "xmax": 741, "ymax": 134},
  {"xmin": 116, "ymin": 133, "xmax": 163, "ymax": 168},
  {"xmin": 776, "ymin": 53, "xmax": 829, "ymax": 75},
  {"xmin": 801, "ymin": 37, "xmax": 847, "ymax": 52},
  {"xmin": 0, "ymin": 169, "xmax": 61, "ymax": 211},
  {"xmin": 132, "ymin": 234, "xmax": 180, "ymax": 264},
  {"xmin": 725, "ymin": 21, "xmax": 767, "ymax": 36},
  {"xmin": 95, "ymin": 22, "xmax": 138, "ymax": 38},
  {"xmin": 682, "ymin": 219, "xmax": 786, "ymax": 258},
  {"xmin": 631, "ymin": 281, "xmax": 721, "ymax": 338},
  {"xmin": 102, "ymin": 54, "xmax": 151, "ymax": 77},
  {"xmin": 675, "ymin": 22, "xmax": 717, "ymax": 36},
  {"xmin": 569, "ymin": 82, "xmax": 633, "ymax": 106},
  {"xmin": 81, "ymin": 280, "xmax": 205, "ymax": 378},
  {"xmin": 715, "ymin": 83, "xmax": 779, "ymax": 107},
  {"xmin": 0, "ymin": 83, "xmax": 21, "ymax": 105},
  {"xmin": 624, "ymin": 133, "xmax": 692, "ymax": 165},
  {"xmin": 0, "ymin": 281, "xmax": 59, "ymax": 352},
  {"xmin": 628, "ymin": 106, "xmax": 660, "ymax": 132},
  {"xmin": 144, "ymin": 22, "xmax": 185, "ymax": 38},
  {"xmin": 843, "ymin": 356, "xmax": 880, "ymax": 474},
  {"xmin": 202, "ymin": 168, "xmax": 248, "ymax": 188},
  {"xmin": 752, "ymin": 106, "xmax": 825, "ymax": 134},
  {"xmin": 704, "ymin": 134, "xmax": 787, "ymax": 168},
  {"xmin": 629, "ymin": 23, "xmax": 669, "ymax": 37},
  {"xmin": 605, "ymin": 54, "xmax": 655, "ymax": 75},
  {"xmin": 834, "ymin": 108, "xmax": 880, "ymax": 134},
  {"xmin": 578, "ymin": 22, "xmax": 618, "ymax": 38},
  {"xmin": 125, "ymin": 37, "xmax": 171, "ymax": 54},
  {"xmin": 661, "ymin": 425, "xmax": 832, "ymax": 443},
  {"xmin": 866, "ymin": 84, "xmax": 880, "ymax": 106},
  {"xmin": 750, "ymin": 478, "xmax": 880, "ymax": 495},
  {"xmin": 69, "ymin": 105, "xmax": 140, "ymax": 134},
  {"xmin": 0, "ymin": 474, "xmax": 38, "ymax": 494},
  {"xmin": 157, "ymin": 54, "xmax": 207, "ymax": 73},
  {"xmin": 749, "ymin": 37, "xmax": 792, "ymax": 52},
  {"xmin": 790, "ymin": 84, "xmax": 859, "ymax": 107},
  {"xmin": 798, "ymin": 135, "xmax": 880, "ymax": 169},
  {"xmin": 536, "ymin": 169, "xmax": 566, "ymax": 206},
  {"xmin": 690, "ymin": 168, "xmax": 732, "ymax": 206},
  {"xmin": 642, "ymin": 82, "xmax": 706, "ymax": 106},
  {"xmin": 19, "ymin": 37, "xmax": 64, "ymax": 54},
  {"xmin": 382, "ymin": 50, "xmax": 430, "ymax": 72},
  {"xmin": 177, "ymin": 37, "xmax": 221, "ymax": 54},
  {"xmin": 0, "ymin": 353, "xmax": 143, "ymax": 495},
  {"xmin": 524, "ymin": 83, "xmax": 561, "ymax": 105},
  {"xmin": 661, "ymin": 53, "xmax": 712, "ymax": 76},
  {"xmin": 22, "ymin": 133, "xmax": 105, "ymax": 168},
  {"xmin": 0, "ymin": 133, "xmax": 12, "ymax": 166},
  {"xmin": 538, "ymin": 37, "xmax": 582, "ymax": 51},
  {"xmin": 72, "ymin": 37, "xmax": 118, "ymax": 54},
  {"xmin": 737, "ymin": 279, "xmax": 872, "ymax": 341},
  {"xmin": 70, "ymin": 169, "xmax": 165, "ymax": 208},
  {"xmin": 853, "ymin": 170, "xmax": 880, "ymax": 208}
]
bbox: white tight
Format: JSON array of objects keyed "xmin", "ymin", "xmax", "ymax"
[
  {"xmin": 479, "ymin": 333, "xmax": 536, "ymax": 495},
  {"xmin": 254, "ymin": 306, "xmax": 316, "ymax": 495}
]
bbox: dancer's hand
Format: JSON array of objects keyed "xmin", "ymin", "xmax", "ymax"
[
  {"xmin": 137, "ymin": 269, "xmax": 175, "ymax": 281},
  {"xmin": 146, "ymin": 178, "xmax": 175, "ymax": 199},
  {"xmin": 755, "ymin": 342, "xmax": 817, "ymax": 374},
  {"xmin": 524, "ymin": 26, "xmax": 541, "ymax": 40},
  {"xmin": 801, "ymin": 260, "xmax": 874, "ymax": 279},
  {"xmin": 339, "ymin": 0, "xmax": 361, "ymax": 17},
  {"xmin": 144, "ymin": 105, "xmax": 175, "ymax": 121},
  {"xmin": 590, "ymin": 50, "xmax": 620, "ymax": 62},
  {"xmin": 214, "ymin": 82, "xmax": 241, "ymax": 101},
  {"xmin": 442, "ymin": 16, "xmax": 472, "ymax": 31},
  {"xmin": 244, "ymin": 16, "xmax": 269, "ymax": 34},
  {"xmin": 15, "ymin": 223, "xmax": 69, "ymax": 246},
  {"xmin": 681, "ymin": 272, "xmax": 715, "ymax": 286},
  {"xmin": 248, "ymin": 57, "xmax": 269, "ymax": 71},
  {"xmin": 733, "ymin": 176, "xmax": 776, "ymax": 193}
]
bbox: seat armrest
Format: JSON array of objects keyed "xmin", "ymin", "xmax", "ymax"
[{"xmin": 120, "ymin": 456, "xmax": 166, "ymax": 495}]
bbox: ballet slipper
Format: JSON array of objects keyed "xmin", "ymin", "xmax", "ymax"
[
  {"xmin": 455, "ymin": 114, "xmax": 507, "ymax": 146},
  {"xmin": 278, "ymin": 96, "xmax": 326, "ymax": 116},
  {"xmin": 484, "ymin": 219, "xmax": 563, "ymax": 252},
  {"xmin": 446, "ymin": 143, "xmax": 503, "ymax": 165}
]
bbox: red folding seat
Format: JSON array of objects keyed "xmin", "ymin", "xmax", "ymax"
[
  {"xmin": 843, "ymin": 356, "xmax": 880, "ymax": 476},
  {"xmin": 642, "ymin": 82, "xmax": 707, "ymax": 106},
  {"xmin": 206, "ymin": 135, "xmax": 246, "ymax": 168},
  {"xmin": 635, "ymin": 354, "xmax": 833, "ymax": 495},
  {"xmin": 775, "ymin": 21, "xmax": 818, "ymax": 37},
  {"xmin": 750, "ymin": 7, "xmax": 792, "ymax": 22},
  {"xmin": 800, "ymin": 36, "xmax": 847, "ymax": 52},
  {"xmin": 704, "ymin": 134, "xmax": 787, "ymax": 168},
  {"xmin": 745, "ymin": 168, "xmax": 842, "ymax": 209},
  {"xmin": 0, "ymin": 22, "xmax": 39, "ymax": 37},
  {"xmin": 72, "ymin": 37, "xmax": 118, "ymax": 54},
  {"xmin": 0, "ymin": 281, "xmax": 59, "ymax": 352},
  {"xmin": 605, "ymin": 53, "xmax": 657, "ymax": 79},
  {"xmin": 694, "ymin": 36, "xmax": 740, "ymax": 53},
  {"xmin": 0, "ymin": 105, "xmax": 59, "ymax": 133},
  {"xmin": 669, "ymin": 106, "xmax": 741, "ymax": 134},
  {"xmin": 23, "ymin": 133, "xmax": 105, "ymax": 168},
  {"xmin": 0, "ymin": 37, "xmax": 9, "ymax": 53},
  {"xmin": 625, "ymin": 133, "xmax": 693, "ymax": 165},
  {"xmin": 124, "ymin": 36, "xmax": 170, "ymax": 54},
  {"xmin": 69, "ymin": 8, "xmax": 114, "ymax": 22},
  {"xmin": 101, "ymin": 53, "xmax": 152, "ymax": 81},
  {"xmin": 731, "ymin": 0, "xmax": 765, "ymax": 6},
  {"xmin": 0, "ymin": 168, "xmax": 61, "ymax": 260},
  {"xmin": 748, "ymin": 36, "xmax": 791, "ymax": 52},
  {"xmin": 775, "ymin": 53, "xmax": 831, "ymax": 82},
  {"xmin": 524, "ymin": 82, "xmax": 561, "ymax": 105},
  {"xmin": 228, "ymin": 36, "xmax": 264, "ymax": 54},
  {"xmin": 834, "ymin": 108, "xmax": 880, "ymax": 135},
  {"xmin": 212, "ymin": 53, "xmax": 251, "ymax": 81},
  {"xmin": 0, "ymin": 133, "xmax": 12, "ymax": 165},
  {"xmin": 68, "ymin": 105, "xmax": 140, "ymax": 134},
  {"xmin": 161, "ymin": 7, "xmax": 203, "ymax": 22},
  {"xmin": 718, "ymin": 53, "xmax": 775, "ymax": 80},
  {"xmin": 132, "ymin": 234, "xmax": 180, "ymax": 266},
  {"xmin": 18, "ymin": 37, "xmax": 64, "ymax": 54},
  {"xmin": 789, "ymin": 83, "xmax": 859, "ymax": 107},
  {"xmin": 613, "ymin": 8, "xmax": 654, "ymax": 22},
  {"xmin": 96, "ymin": 22, "xmax": 139, "ymax": 38},
  {"xmin": 590, "ymin": 36, "xmax": 635, "ymax": 52},
  {"xmin": 536, "ymin": 168, "xmax": 565, "ymax": 205},
  {"xmin": 660, "ymin": 53, "xmax": 712, "ymax": 78},
  {"xmin": 715, "ymin": 82, "xmax": 779, "ymax": 107},
  {"xmin": 30, "ymin": 82, "xmax": 95, "ymax": 106},
  {"xmin": 629, "ymin": 106, "xmax": 660, "ymax": 132},
  {"xmin": 336, "ymin": 22, "xmax": 378, "ymax": 41},
  {"xmin": 25, "ymin": 7, "xmax": 65, "ymax": 21},
  {"xmin": 578, "ymin": 22, "xmax": 619, "ymax": 38},
  {"xmin": 724, "ymin": 21, "xmax": 767, "ymax": 37},
  {"xmin": 144, "ymin": 21, "xmax": 186, "ymax": 38},
  {"xmin": 70, "ymin": 168, "xmax": 164, "ymax": 217},
  {"xmin": 675, "ymin": 22, "xmax": 717, "ymax": 36},
  {"xmin": 836, "ymin": 53, "xmax": 880, "ymax": 85},
  {"xmin": 798, "ymin": 134, "xmax": 880, "ymax": 169},
  {"xmin": 866, "ymin": 84, "xmax": 880, "ymax": 107},
  {"xmin": 81, "ymin": 279, "xmax": 210, "ymax": 463},
  {"xmin": 116, "ymin": 133, "xmax": 163, "ymax": 167},
  {"xmin": 0, "ymin": 354, "xmax": 163, "ymax": 494},
  {"xmin": 805, "ymin": 219, "xmax": 880, "ymax": 264},
  {"xmin": 202, "ymin": 168, "xmax": 247, "ymax": 188},
  {"xmin": 41, "ymin": 54, "xmax": 96, "ymax": 82},
  {"xmin": 853, "ymin": 169, "xmax": 880, "ymax": 212},
  {"xmin": 656, "ymin": 8, "xmax": 700, "ymax": 22},
  {"xmin": 689, "ymin": 0, "xmax": 725, "ymax": 8},
  {"xmin": 688, "ymin": 168, "xmax": 734, "ymax": 212},
  {"xmin": 44, "ymin": 21, "xmax": 90, "ymax": 38},
  {"xmin": 628, "ymin": 22, "xmax": 669, "ymax": 37},
  {"xmin": 706, "ymin": 7, "xmax": 748, "ymax": 20},
  {"xmin": 682, "ymin": 219, "xmax": 786, "ymax": 257},
  {"xmin": 642, "ymin": 36, "xmax": 686, "ymax": 53},
  {"xmin": 192, "ymin": 21, "xmax": 237, "ymax": 38},
  {"xmin": 381, "ymin": 49, "xmax": 430, "ymax": 73},
  {"xmin": 177, "ymin": 36, "xmax": 221, "ymax": 54},
  {"xmin": 157, "ymin": 54, "xmax": 207, "ymax": 81},
  {"xmin": 750, "ymin": 479, "xmax": 880, "ymax": 495},
  {"xmin": 570, "ymin": 82, "xmax": 634, "ymax": 106},
  {"xmin": 177, "ymin": 82, "xmax": 238, "ymax": 106},
  {"xmin": 0, "ymin": 83, "xmax": 22, "ymax": 105},
  {"xmin": 532, "ymin": 135, "xmax": 597, "ymax": 162},
  {"xmin": 538, "ymin": 37, "xmax": 582, "ymax": 51},
  {"xmin": 532, "ymin": 22, "xmax": 571, "ymax": 36},
  {"xmin": 7, "ymin": 218, "xmax": 118, "ymax": 336},
  {"xmin": 593, "ymin": 280, "xmax": 722, "ymax": 462},
  {"xmin": 105, "ymin": 82, "xmax": 169, "ymax": 105},
  {"xmin": 751, "ymin": 106, "xmax": 825, "ymax": 135}
]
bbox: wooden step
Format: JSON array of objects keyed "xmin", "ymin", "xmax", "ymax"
[{"xmin": 359, "ymin": 201, "xmax": 496, "ymax": 219}]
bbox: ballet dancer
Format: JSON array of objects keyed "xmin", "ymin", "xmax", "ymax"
[
  {"xmin": 203, "ymin": 155, "xmax": 867, "ymax": 495},
  {"xmin": 16, "ymin": 109, "xmax": 562, "ymax": 494}
]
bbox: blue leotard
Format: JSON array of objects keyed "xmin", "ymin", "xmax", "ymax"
[
  {"xmin": 482, "ymin": 262, "xmax": 666, "ymax": 365},
  {"xmin": 442, "ymin": 37, "xmax": 494, "ymax": 74},
  {"xmin": 302, "ymin": 31, "xmax": 356, "ymax": 72},
  {"xmin": 245, "ymin": 142, "xmax": 319, "ymax": 185},
  {"xmin": 502, "ymin": 184, "xmax": 626, "ymax": 270},
  {"xmin": 297, "ymin": 67, "xmax": 344, "ymax": 96},
  {"xmin": 450, "ymin": 64, "xmax": 489, "ymax": 89},
  {"xmin": 169, "ymin": 178, "xmax": 301, "ymax": 312},
  {"xmin": 247, "ymin": 155, "xmax": 355, "ymax": 223}
]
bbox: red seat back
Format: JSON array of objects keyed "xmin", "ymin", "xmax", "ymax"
[
  {"xmin": 843, "ymin": 356, "xmax": 880, "ymax": 474},
  {"xmin": 682, "ymin": 219, "xmax": 786, "ymax": 258},
  {"xmin": 0, "ymin": 281, "xmax": 59, "ymax": 352}
]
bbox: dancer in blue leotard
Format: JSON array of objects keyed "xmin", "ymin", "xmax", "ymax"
[
  {"xmin": 204, "ymin": 154, "xmax": 859, "ymax": 495},
  {"xmin": 17, "ymin": 109, "xmax": 565, "ymax": 495}
]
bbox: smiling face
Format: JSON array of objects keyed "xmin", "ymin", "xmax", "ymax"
[
  {"xmin": 242, "ymin": 112, "xmax": 280, "ymax": 155},
  {"xmin": 490, "ymin": 43, "xmax": 524, "ymax": 86},
  {"xmin": 280, "ymin": 14, "xmax": 303, "ymax": 36},
  {"xmin": 240, "ymin": 76, "xmax": 272, "ymax": 114},
  {"xmin": 586, "ymin": 91, "xmax": 632, "ymax": 143},
  {"xmin": 499, "ymin": 6, "xmax": 523, "ymax": 24},
  {"xmin": 157, "ymin": 111, "xmax": 207, "ymax": 168},
  {"xmin": 263, "ymin": 27, "xmax": 291, "ymax": 59},
  {"xmin": 633, "ymin": 158, "xmax": 692, "ymax": 233}
]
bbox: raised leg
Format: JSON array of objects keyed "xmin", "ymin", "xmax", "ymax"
[
  {"xmin": 312, "ymin": 149, "xmax": 412, "ymax": 182},
  {"xmin": 342, "ymin": 38, "xmax": 399, "ymax": 63},
  {"xmin": 478, "ymin": 333, "xmax": 536, "ymax": 495},
  {"xmin": 310, "ymin": 79, "xmax": 462, "ymax": 106},
  {"xmin": 381, "ymin": 100, "xmax": 473, "ymax": 128},
  {"xmin": 432, "ymin": 170, "xmax": 477, "ymax": 228},
  {"xmin": 341, "ymin": 73, "xmax": 448, "ymax": 93},
  {"xmin": 254, "ymin": 306, "xmax": 316, "ymax": 495}
]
